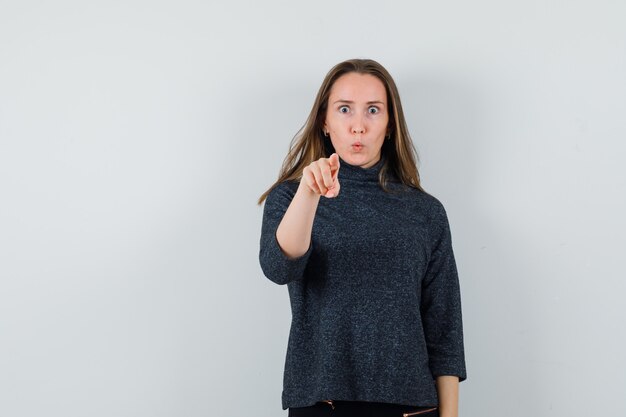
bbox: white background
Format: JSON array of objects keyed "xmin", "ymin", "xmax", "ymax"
[{"xmin": 1, "ymin": 1, "xmax": 624, "ymax": 416}]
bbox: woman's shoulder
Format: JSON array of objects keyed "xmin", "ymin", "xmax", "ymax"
[
  {"xmin": 406, "ymin": 187, "xmax": 448, "ymax": 219},
  {"xmin": 390, "ymin": 181, "xmax": 440, "ymax": 202},
  {"xmin": 272, "ymin": 179, "xmax": 300, "ymax": 193},
  {"xmin": 264, "ymin": 179, "xmax": 301, "ymax": 205}
]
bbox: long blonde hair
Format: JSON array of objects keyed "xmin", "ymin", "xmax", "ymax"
[{"xmin": 257, "ymin": 58, "xmax": 424, "ymax": 205}]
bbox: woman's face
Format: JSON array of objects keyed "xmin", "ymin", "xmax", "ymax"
[{"xmin": 323, "ymin": 72, "xmax": 389, "ymax": 169}]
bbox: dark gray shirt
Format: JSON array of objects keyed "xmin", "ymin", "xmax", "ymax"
[{"xmin": 259, "ymin": 155, "xmax": 467, "ymax": 410}]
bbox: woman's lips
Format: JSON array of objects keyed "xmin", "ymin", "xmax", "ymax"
[{"xmin": 352, "ymin": 142, "xmax": 363, "ymax": 151}]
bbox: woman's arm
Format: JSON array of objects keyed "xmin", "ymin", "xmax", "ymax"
[
  {"xmin": 259, "ymin": 155, "xmax": 340, "ymax": 285},
  {"xmin": 421, "ymin": 200, "xmax": 466, "ymax": 415},
  {"xmin": 276, "ymin": 153, "xmax": 340, "ymax": 258},
  {"xmin": 259, "ymin": 182, "xmax": 318, "ymax": 285},
  {"xmin": 436, "ymin": 375, "xmax": 459, "ymax": 417},
  {"xmin": 275, "ymin": 180, "xmax": 321, "ymax": 258}
]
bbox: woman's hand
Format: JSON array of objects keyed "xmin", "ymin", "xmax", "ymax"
[{"xmin": 301, "ymin": 153, "xmax": 341, "ymax": 198}]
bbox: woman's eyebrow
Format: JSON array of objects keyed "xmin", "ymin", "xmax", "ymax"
[{"xmin": 332, "ymin": 99, "xmax": 386, "ymax": 105}]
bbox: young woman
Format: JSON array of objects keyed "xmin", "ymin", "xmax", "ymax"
[{"xmin": 258, "ymin": 59, "xmax": 467, "ymax": 417}]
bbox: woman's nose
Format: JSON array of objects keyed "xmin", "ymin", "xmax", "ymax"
[
  {"xmin": 351, "ymin": 124, "xmax": 365, "ymax": 134},
  {"xmin": 351, "ymin": 113, "xmax": 365, "ymax": 134}
]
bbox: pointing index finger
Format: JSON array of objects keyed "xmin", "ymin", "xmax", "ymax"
[
  {"xmin": 329, "ymin": 153, "xmax": 340, "ymax": 182},
  {"xmin": 329, "ymin": 153, "xmax": 340, "ymax": 170}
]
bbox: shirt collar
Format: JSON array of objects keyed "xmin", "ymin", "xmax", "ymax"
[{"xmin": 337, "ymin": 155, "xmax": 386, "ymax": 182}]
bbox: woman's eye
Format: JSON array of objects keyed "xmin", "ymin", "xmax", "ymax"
[
  {"xmin": 339, "ymin": 106, "xmax": 349, "ymax": 113},
  {"xmin": 368, "ymin": 106, "xmax": 379, "ymax": 114}
]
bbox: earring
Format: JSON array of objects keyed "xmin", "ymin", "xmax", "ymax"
[{"xmin": 324, "ymin": 131, "xmax": 329, "ymax": 137}]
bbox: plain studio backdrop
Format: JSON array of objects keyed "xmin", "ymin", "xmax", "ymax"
[{"xmin": 1, "ymin": 1, "xmax": 624, "ymax": 416}]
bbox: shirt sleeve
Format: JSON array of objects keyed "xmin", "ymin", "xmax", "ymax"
[
  {"xmin": 258, "ymin": 181, "xmax": 314, "ymax": 285},
  {"xmin": 420, "ymin": 199, "xmax": 467, "ymax": 382}
]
